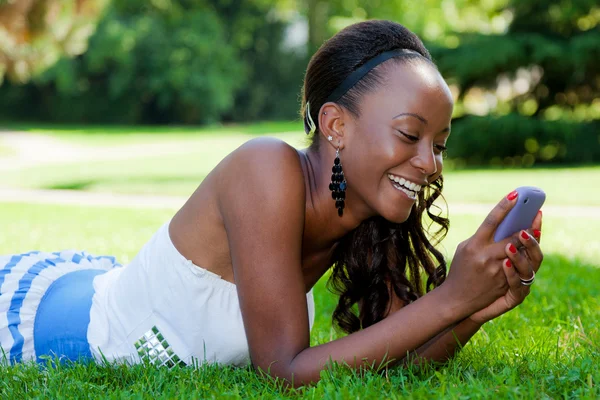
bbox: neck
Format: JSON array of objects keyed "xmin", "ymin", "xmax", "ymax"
[{"xmin": 300, "ymin": 145, "xmax": 375, "ymax": 249}]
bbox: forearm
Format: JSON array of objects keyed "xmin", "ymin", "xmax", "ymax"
[
  {"xmin": 261, "ymin": 284, "xmax": 469, "ymax": 387},
  {"xmin": 404, "ymin": 316, "xmax": 483, "ymax": 365}
]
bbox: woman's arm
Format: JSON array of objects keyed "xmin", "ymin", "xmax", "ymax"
[
  {"xmin": 402, "ymin": 317, "xmax": 482, "ymax": 365},
  {"xmin": 389, "ymin": 212, "xmax": 544, "ymax": 366},
  {"xmin": 217, "ymin": 138, "xmax": 516, "ymax": 387},
  {"xmin": 383, "ymin": 288, "xmax": 482, "ymax": 366}
]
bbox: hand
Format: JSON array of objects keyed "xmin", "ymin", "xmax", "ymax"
[
  {"xmin": 469, "ymin": 210, "xmax": 544, "ymax": 325},
  {"xmin": 442, "ymin": 191, "xmax": 522, "ymax": 317}
]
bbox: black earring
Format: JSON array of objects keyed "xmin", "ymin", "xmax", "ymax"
[{"xmin": 329, "ymin": 148, "xmax": 346, "ymax": 216}]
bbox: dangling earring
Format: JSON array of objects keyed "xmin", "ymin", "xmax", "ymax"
[{"xmin": 328, "ymin": 148, "xmax": 346, "ymax": 216}]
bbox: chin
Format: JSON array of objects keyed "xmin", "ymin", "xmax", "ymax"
[{"xmin": 380, "ymin": 205, "xmax": 414, "ymax": 224}]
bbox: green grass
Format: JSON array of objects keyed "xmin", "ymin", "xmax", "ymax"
[
  {"xmin": 3, "ymin": 121, "xmax": 302, "ymax": 146},
  {"xmin": 1, "ymin": 125, "xmax": 599, "ymax": 398},
  {"xmin": 443, "ymin": 167, "xmax": 600, "ymax": 207},
  {"xmin": 0, "ymin": 203, "xmax": 598, "ymax": 399},
  {"xmin": 1, "ymin": 125, "xmax": 599, "ymax": 207},
  {"xmin": 0, "ymin": 142, "xmax": 15, "ymax": 157}
]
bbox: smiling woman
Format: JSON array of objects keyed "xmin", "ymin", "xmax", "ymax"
[{"xmin": 0, "ymin": 20, "xmax": 543, "ymax": 388}]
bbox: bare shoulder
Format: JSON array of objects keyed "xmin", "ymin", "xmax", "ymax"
[
  {"xmin": 214, "ymin": 138, "xmax": 312, "ymax": 373},
  {"xmin": 216, "ymin": 137, "xmax": 306, "ymax": 210}
]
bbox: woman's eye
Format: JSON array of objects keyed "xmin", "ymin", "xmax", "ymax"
[
  {"xmin": 399, "ymin": 131, "xmax": 419, "ymax": 142},
  {"xmin": 434, "ymin": 144, "xmax": 448, "ymax": 158},
  {"xmin": 434, "ymin": 144, "xmax": 448, "ymax": 153}
]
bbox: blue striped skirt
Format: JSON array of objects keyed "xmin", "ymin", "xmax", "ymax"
[{"xmin": 0, "ymin": 250, "xmax": 121, "ymax": 364}]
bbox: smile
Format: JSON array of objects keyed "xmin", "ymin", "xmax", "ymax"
[{"xmin": 387, "ymin": 174, "xmax": 422, "ymax": 200}]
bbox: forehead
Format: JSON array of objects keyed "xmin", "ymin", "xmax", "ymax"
[{"xmin": 360, "ymin": 60, "xmax": 453, "ymax": 124}]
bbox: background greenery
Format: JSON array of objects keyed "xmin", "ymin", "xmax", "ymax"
[
  {"xmin": 1, "ymin": 0, "xmax": 599, "ymax": 166},
  {"xmin": 0, "ymin": 0, "xmax": 599, "ymax": 397}
]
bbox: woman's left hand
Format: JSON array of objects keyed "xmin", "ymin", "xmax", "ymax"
[{"xmin": 469, "ymin": 211, "xmax": 543, "ymax": 325}]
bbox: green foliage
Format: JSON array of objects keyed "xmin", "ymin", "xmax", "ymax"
[
  {"xmin": 212, "ymin": 0, "xmax": 309, "ymax": 122},
  {"xmin": 17, "ymin": 2, "xmax": 244, "ymax": 124},
  {"xmin": 0, "ymin": 0, "xmax": 307, "ymax": 124},
  {"xmin": 427, "ymin": 0, "xmax": 600, "ymax": 165},
  {"xmin": 447, "ymin": 115, "xmax": 600, "ymax": 167},
  {"xmin": 431, "ymin": 30, "xmax": 600, "ymax": 102},
  {"xmin": 0, "ymin": 0, "xmax": 110, "ymax": 83}
]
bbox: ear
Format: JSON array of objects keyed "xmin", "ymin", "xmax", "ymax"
[{"xmin": 318, "ymin": 102, "xmax": 346, "ymax": 151}]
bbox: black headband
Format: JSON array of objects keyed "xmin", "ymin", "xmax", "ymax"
[
  {"xmin": 325, "ymin": 48, "xmax": 423, "ymax": 103},
  {"xmin": 304, "ymin": 48, "xmax": 424, "ymax": 135}
]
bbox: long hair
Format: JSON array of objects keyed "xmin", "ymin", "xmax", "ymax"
[{"xmin": 301, "ymin": 20, "xmax": 449, "ymax": 333}]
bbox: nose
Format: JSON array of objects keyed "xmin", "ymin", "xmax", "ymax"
[{"xmin": 410, "ymin": 141, "xmax": 438, "ymax": 176}]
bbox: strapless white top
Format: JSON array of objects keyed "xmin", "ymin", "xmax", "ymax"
[{"xmin": 88, "ymin": 221, "xmax": 315, "ymax": 367}]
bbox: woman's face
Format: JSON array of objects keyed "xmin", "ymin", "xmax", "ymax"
[{"xmin": 342, "ymin": 60, "xmax": 454, "ymax": 223}]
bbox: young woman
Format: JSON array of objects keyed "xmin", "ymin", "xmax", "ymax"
[{"xmin": 0, "ymin": 20, "xmax": 543, "ymax": 386}]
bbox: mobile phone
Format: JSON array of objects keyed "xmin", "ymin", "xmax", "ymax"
[{"xmin": 494, "ymin": 186, "xmax": 546, "ymax": 242}]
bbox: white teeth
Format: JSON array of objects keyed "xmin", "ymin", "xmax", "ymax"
[
  {"xmin": 388, "ymin": 174, "xmax": 422, "ymax": 194},
  {"xmin": 391, "ymin": 182, "xmax": 417, "ymax": 199}
]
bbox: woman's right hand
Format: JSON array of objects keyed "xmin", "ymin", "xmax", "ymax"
[{"xmin": 442, "ymin": 190, "xmax": 520, "ymax": 316}]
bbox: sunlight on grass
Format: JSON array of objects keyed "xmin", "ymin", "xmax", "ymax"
[
  {"xmin": 1, "ymin": 126, "xmax": 598, "ymax": 208},
  {"xmin": 0, "ymin": 142, "xmax": 15, "ymax": 157},
  {"xmin": 443, "ymin": 168, "xmax": 600, "ymax": 207},
  {"xmin": 6, "ymin": 121, "xmax": 303, "ymax": 146}
]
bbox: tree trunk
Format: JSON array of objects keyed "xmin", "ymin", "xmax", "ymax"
[{"xmin": 307, "ymin": 0, "xmax": 329, "ymax": 55}]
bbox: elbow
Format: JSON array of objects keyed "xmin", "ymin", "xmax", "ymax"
[{"xmin": 251, "ymin": 357, "xmax": 318, "ymax": 389}]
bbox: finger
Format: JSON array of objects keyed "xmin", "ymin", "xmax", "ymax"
[
  {"xmin": 502, "ymin": 258, "xmax": 525, "ymax": 291},
  {"xmin": 531, "ymin": 210, "xmax": 542, "ymax": 243},
  {"xmin": 476, "ymin": 190, "xmax": 519, "ymax": 241},
  {"xmin": 506, "ymin": 242, "xmax": 535, "ymax": 280},
  {"xmin": 489, "ymin": 239, "xmax": 518, "ymax": 261},
  {"xmin": 517, "ymin": 230, "xmax": 543, "ymax": 272}
]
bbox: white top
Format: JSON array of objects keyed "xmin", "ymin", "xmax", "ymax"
[{"xmin": 88, "ymin": 221, "xmax": 316, "ymax": 367}]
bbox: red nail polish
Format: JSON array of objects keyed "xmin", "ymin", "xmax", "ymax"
[
  {"xmin": 505, "ymin": 259, "xmax": 512, "ymax": 268},
  {"xmin": 533, "ymin": 229, "xmax": 541, "ymax": 239},
  {"xmin": 521, "ymin": 231, "xmax": 530, "ymax": 240},
  {"xmin": 509, "ymin": 244, "xmax": 517, "ymax": 254},
  {"xmin": 507, "ymin": 190, "xmax": 518, "ymax": 201}
]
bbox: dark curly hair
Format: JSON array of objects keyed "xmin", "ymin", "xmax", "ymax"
[{"xmin": 301, "ymin": 20, "xmax": 450, "ymax": 334}]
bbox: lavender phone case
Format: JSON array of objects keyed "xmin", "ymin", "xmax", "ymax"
[{"xmin": 494, "ymin": 186, "xmax": 546, "ymax": 242}]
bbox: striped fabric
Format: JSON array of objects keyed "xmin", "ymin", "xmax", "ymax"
[{"xmin": 0, "ymin": 250, "xmax": 121, "ymax": 364}]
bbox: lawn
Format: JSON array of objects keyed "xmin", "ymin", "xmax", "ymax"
[
  {"xmin": 0, "ymin": 125, "xmax": 599, "ymax": 398},
  {"xmin": 1, "ymin": 124, "xmax": 600, "ymax": 207},
  {"xmin": 0, "ymin": 203, "xmax": 598, "ymax": 398}
]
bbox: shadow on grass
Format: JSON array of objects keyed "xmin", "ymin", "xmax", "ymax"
[{"xmin": 44, "ymin": 176, "xmax": 206, "ymax": 192}]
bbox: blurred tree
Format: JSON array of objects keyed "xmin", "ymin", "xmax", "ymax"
[
  {"xmin": 0, "ymin": 0, "xmax": 109, "ymax": 83},
  {"xmin": 0, "ymin": 0, "xmax": 245, "ymax": 124},
  {"xmin": 212, "ymin": 0, "xmax": 309, "ymax": 122},
  {"xmin": 429, "ymin": 0, "xmax": 600, "ymax": 165},
  {"xmin": 0, "ymin": 0, "xmax": 306, "ymax": 124}
]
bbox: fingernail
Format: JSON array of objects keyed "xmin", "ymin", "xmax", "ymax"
[
  {"xmin": 507, "ymin": 190, "xmax": 518, "ymax": 201},
  {"xmin": 533, "ymin": 229, "xmax": 541, "ymax": 239},
  {"xmin": 505, "ymin": 259, "xmax": 512, "ymax": 268},
  {"xmin": 509, "ymin": 243, "xmax": 517, "ymax": 254},
  {"xmin": 538, "ymin": 210, "xmax": 542, "ymax": 217},
  {"xmin": 520, "ymin": 230, "xmax": 530, "ymax": 240}
]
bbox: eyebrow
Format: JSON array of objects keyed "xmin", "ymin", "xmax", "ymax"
[{"xmin": 393, "ymin": 112, "xmax": 450, "ymax": 133}]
